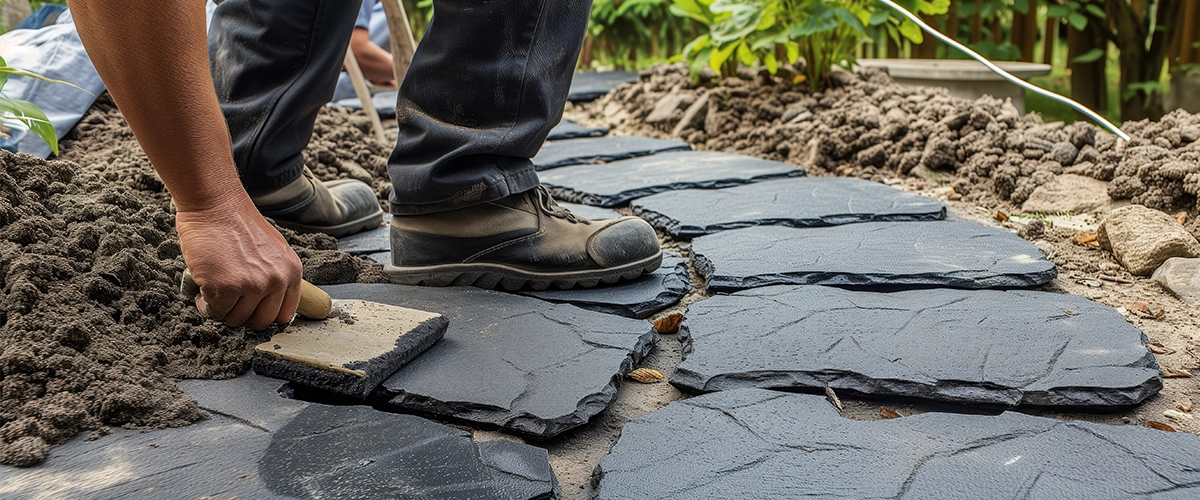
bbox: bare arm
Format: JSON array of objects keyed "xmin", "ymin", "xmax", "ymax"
[
  {"xmin": 350, "ymin": 27, "xmax": 397, "ymax": 87},
  {"xmin": 69, "ymin": 0, "xmax": 301, "ymax": 330}
]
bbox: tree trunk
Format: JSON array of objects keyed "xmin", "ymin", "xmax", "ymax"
[
  {"xmin": 1068, "ymin": 22, "xmax": 1108, "ymax": 112},
  {"xmin": 1107, "ymin": 0, "xmax": 1181, "ymax": 121}
]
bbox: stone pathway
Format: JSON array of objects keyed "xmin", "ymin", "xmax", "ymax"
[{"xmin": 14, "ymin": 78, "xmax": 1199, "ymax": 498}]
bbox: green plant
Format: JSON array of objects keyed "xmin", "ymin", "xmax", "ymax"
[
  {"xmin": 0, "ymin": 55, "xmax": 79, "ymax": 155},
  {"xmin": 670, "ymin": 0, "xmax": 948, "ymax": 90},
  {"xmin": 585, "ymin": 0, "xmax": 696, "ymax": 70}
]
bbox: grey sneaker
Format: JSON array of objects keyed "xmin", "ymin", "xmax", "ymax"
[
  {"xmin": 251, "ymin": 167, "xmax": 384, "ymax": 237},
  {"xmin": 385, "ymin": 186, "xmax": 662, "ymax": 290}
]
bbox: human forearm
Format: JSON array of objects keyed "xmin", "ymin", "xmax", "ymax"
[
  {"xmin": 68, "ymin": 0, "xmax": 246, "ymax": 212},
  {"xmin": 350, "ymin": 28, "xmax": 396, "ymax": 85}
]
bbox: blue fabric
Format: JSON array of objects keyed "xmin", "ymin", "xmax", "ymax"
[
  {"xmin": 332, "ymin": 0, "xmax": 391, "ymax": 102},
  {"xmin": 14, "ymin": 4, "xmax": 67, "ymax": 31},
  {"xmin": 356, "ymin": 0, "xmax": 373, "ymax": 29}
]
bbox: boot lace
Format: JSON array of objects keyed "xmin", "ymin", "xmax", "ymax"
[{"xmin": 533, "ymin": 186, "xmax": 590, "ymax": 225}]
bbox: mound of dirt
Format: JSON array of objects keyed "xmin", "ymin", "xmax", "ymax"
[
  {"xmin": 1, "ymin": 99, "xmax": 389, "ymax": 466},
  {"xmin": 582, "ymin": 64, "xmax": 1200, "ymax": 214}
]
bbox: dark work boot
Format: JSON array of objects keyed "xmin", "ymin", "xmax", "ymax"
[
  {"xmin": 385, "ymin": 186, "xmax": 663, "ymax": 290},
  {"xmin": 252, "ymin": 167, "xmax": 384, "ymax": 237}
]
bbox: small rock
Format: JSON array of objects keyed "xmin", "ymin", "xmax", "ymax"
[
  {"xmin": 671, "ymin": 92, "xmax": 709, "ymax": 138},
  {"xmin": 1152, "ymin": 257, "xmax": 1200, "ymax": 305},
  {"xmin": 1181, "ymin": 126, "xmax": 1200, "ymax": 143},
  {"xmin": 1021, "ymin": 174, "xmax": 1113, "ymax": 214},
  {"xmin": 1098, "ymin": 205, "xmax": 1200, "ymax": 275},
  {"xmin": 646, "ymin": 94, "xmax": 691, "ymax": 124},
  {"xmin": 1018, "ymin": 219, "xmax": 1046, "ymax": 240},
  {"xmin": 1050, "ymin": 142, "xmax": 1079, "ymax": 165}
]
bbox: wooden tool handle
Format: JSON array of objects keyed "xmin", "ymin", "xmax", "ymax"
[{"xmin": 180, "ymin": 269, "xmax": 333, "ymax": 320}]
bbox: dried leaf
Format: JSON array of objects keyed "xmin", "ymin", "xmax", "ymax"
[
  {"xmin": 1162, "ymin": 367, "xmax": 1193, "ymax": 378},
  {"xmin": 993, "ymin": 211, "xmax": 1009, "ymax": 222},
  {"xmin": 1125, "ymin": 301, "xmax": 1164, "ymax": 319},
  {"xmin": 1179, "ymin": 398, "xmax": 1193, "ymax": 413},
  {"xmin": 824, "ymin": 385, "xmax": 843, "ymax": 411},
  {"xmin": 879, "ymin": 407, "xmax": 902, "ymax": 419},
  {"xmin": 1147, "ymin": 342, "xmax": 1176, "ymax": 355},
  {"xmin": 1164, "ymin": 409, "xmax": 1194, "ymax": 421},
  {"xmin": 1144, "ymin": 420, "xmax": 1176, "ymax": 432},
  {"xmin": 1074, "ymin": 231, "xmax": 1100, "ymax": 247},
  {"xmin": 1098, "ymin": 274, "xmax": 1132, "ymax": 284},
  {"xmin": 792, "ymin": 74, "xmax": 807, "ymax": 85},
  {"xmin": 1175, "ymin": 211, "xmax": 1188, "ymax": 225},
  {"xmin": 626, "ymin": 368, "xmax": 664, "ymax": 383},
  {"xmin": 652, "ymin": 313, "xmax": 683, "ymax": 334},
  {"xmin": 1075, "ymin": 279, "xmax": 1103, "ymax": 288}
]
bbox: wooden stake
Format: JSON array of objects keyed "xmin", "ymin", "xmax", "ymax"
[
  {"xmin": 343, "ymin": 48, "xmax": 389, "ymax": 145},
  {"xmin": 380, "ymin": 0, "xmax": 418, "ymax": 85}
]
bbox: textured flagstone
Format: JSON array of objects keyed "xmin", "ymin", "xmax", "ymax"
[
  {"xmin": 597, "ymin": 389, "xmax": 1200, "ymax": 500},
  {"xmin": 543, "ymin": 151, "xmax": 805, "ymax": 208},
  {"xmin": 674, "ymin": 286, "xmax": 1161, "ymax": 406},
  {"xmin": 632, "ymin": 177, "xmax": 946, "ymax": 238},
  {"xmin": 547, "ymin": 119, "xmax": 609, "ymax": 141},
  {"xmin": 532, "ymin": 136, "xmax": 690, "ymax": 170},
  {"xmin": 334, "ymin": 90, "xmax": 398, "ymax": 118},
  {"xmin": 1, "ymin": 375, "xmax": 558, "ymax": 500},
  {"xmin": 568, "ymin": 71, "xmax": 637, "ymax": 102},
  {"xmin": 515, "ymin": 253, "xmax": 690, "ymax": 318},
  {"xmin": 692, "ymin": 221, "xmax": 1057, "ymax": 292},
  {"xmin": 322, "ymin": 284, "xmax": 658, "ymax": 438}
]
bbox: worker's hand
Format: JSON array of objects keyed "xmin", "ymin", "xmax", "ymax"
[{"xmin": 175, "ymin": 197, "xmax": 302, "ymax": 331}]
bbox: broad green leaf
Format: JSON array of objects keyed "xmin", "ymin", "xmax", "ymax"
[
  {"xmin": 1046, "ymin": 5, "xmax": 1068, "ymax": 17},
  {"xmin": 1067, "ymin": 12, "xmax": 1088, "ymax": 31},
  {"xmin": 690, "ymin": 47, "xmax": 714, "ymax": 77},
  {"xmin": 709, "ymin": 41, "xmax": 738, "ymax": 72},
  {"xmin": 1085, "ymin": 4, "xmax": 1105, "ymax": 18},
  {"xmin": 764, "ymin": 51, "xmax": 778, "ymax": 74},
  {"xmin": 736, "ymin": 41, "xmax": 757, "ymax": 66},
  {"xmin": 1071, "ymin": 48, "xmax": 1105, "ymax": 64},
  {"xmin": 682, "ymin": 34, "xmax": 711, "ymax": 57},
  {"xmin": 1012, "ymin": 0, "xmax": 1029, "ymax": 14},
  {"xmin": 919, "ymin": 0, "xmax": 950, "ymax": 15},
  {"xmin": 832, "ymin": 8, "xmax": 867, "ymax": 36},
  {"xmin": 867, "ymin": 10, "xmax": 890, "ymax": 26},
  {"xmin": 785, "ymin": 40, "xmax": 800, "ymax": 63},
  {"xmin": 0, "ymin": 97, "xmax": 58, "ymax": 155},
  {"xmin": 898, "ymin": 18, "xmax": 923, "ymax": 44}
]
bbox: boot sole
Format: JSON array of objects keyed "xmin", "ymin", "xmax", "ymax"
[
  {"xmin": 274, "ymin": 209, "xmax": 385, "ymax": 238},
  {"xmin": 383, "ymin": 252, "xmax": 664, "ymax": 291}
]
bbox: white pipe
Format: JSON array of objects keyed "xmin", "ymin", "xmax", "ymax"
[{"xmin": 877, "ymin": 0, "xmax": 1130, "ymax": 140}]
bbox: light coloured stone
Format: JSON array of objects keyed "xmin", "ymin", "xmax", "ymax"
[
  {"xmin": 670, "ymin": 91, "xmax": 709, "ymax": 137},
  {"xmin": 1021, "ymin": 174, "xmax": 1113, "ymax": 213},
  {"xmin": 645, "ymin": 94, "xmax": 691, "ymax": 124},
  {"xmin": 1099, "ymin": 205, "xmax": 1200, "ymax": 275},
  {"xmin": 1152, "ymin": 257, "xmax": 1200, "ymax": 305}
]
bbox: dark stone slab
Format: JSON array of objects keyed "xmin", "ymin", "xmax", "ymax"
[
  {"xmin": 2, "ymin": 374, "xmax": 559, "ymax": 499},
  {"xmin": 547, "ymin": 119, "xmax": 608, "ymax": 141},
  {"xmin": 322, "ymin": 284, "xmax": 659, "ymax": 438},
  {"xmin": 543, "ymin": 151, "xmax": 805, "ymax": 208},
  {"xmin": 333, "ymin": 90, "xmax": 398, "ymax": 118},
  {"xmin": 675, "ymin": 285, "xmax": 1161, "ymax": 406},
  {"xmin": 692, "ymin": 221, "xmax": 1057, "ymax": 292},
  {"xmin": 514, "ymin": 253, "xmax": 690, "ymax": 318},
  {"xmin": 598, "ymin": 389, "xmax": 1200, "ymax": 500},
  {"xmin": 568, "ymin": 71, "xmax": 638, "ymax": 102},
  {"xmin": 532, "ymin": 136, "xmax": 691, "ymax": 171},
  {"xmin": 632, "ymin": 177, "xmax": 946, "ymax": 239}
]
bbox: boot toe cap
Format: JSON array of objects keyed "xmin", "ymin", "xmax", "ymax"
[{"xmin": 588, "ymin": 217, "xmax": 661, "ymax": 268}]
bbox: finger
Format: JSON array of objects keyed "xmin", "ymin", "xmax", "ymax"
[
  {"xmin": 196, "ymin": 293, "xmax": 235, "ymax": 322},
  {"xmin": 222, "ymin": 294, "xmax": 263, "ymax": 329},
  {"xmin": 246, "ymin": 290, "xmax": 287, "ymax": 331},
  {"xmin": 275, "ymin": 279, "xmax": 302, "ymax": 325}
]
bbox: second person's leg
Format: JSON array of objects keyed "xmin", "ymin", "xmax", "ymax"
[{"xmin": 385, "ymin": 0, "xmax": 661, "ymax": 290}]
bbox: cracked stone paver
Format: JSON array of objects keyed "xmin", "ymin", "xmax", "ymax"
[
  {"xmin": 598, "ymin": 389, "xmax": 1200, "ymax": 500},
  {"xmin": 692, "ymin": 221, "xmax": 1057, "ymax": 292},
  {"xmin": 632, "ymin": 176, "xmax": 946, "ymax": 238},
  {"xmin": 322, "ymin": 284, "xmax": 658, "ymax": 438},
  {"xmin": 674, "ymin": 285, "xmax": 1161, "ymax": 406},
  {"xmin": 548, "ymin": 119, "xmax": 609, "ymax": 140},
  {"xmin": 514, "ymin": 252, "xmax": 690, "ymax": 318},
  {"xmin": 532, "ymin": 136, "xmax": 691, "ymax": 170},
  {"xmin": 1, "ymin": 374, "xmax": 558, "ymax": 499},
  {"xmin": 543, "ymin": 151, "xmax": 806, "ymax": 207}
]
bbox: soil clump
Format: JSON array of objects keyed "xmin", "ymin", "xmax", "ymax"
[{"xmin": 1, "ymin": 98, "xmax": 388, "ymax": 466}]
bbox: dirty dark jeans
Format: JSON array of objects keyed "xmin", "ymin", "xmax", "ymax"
[{"xmin": 208, "ymin": 0, "xmax": 591, "ymax": 215}]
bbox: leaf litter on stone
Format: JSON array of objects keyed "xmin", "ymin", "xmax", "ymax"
[
  {"xmin": 1161, "ymin": 367, "xmax": 1193, "ymax": 378},
  {"xmin": 1147, "ymin": 342, "xmax": 1176, "ymax": 355},
  {"xmin": 652, "ymin": 313, "xmax": 683, "ymax": 334},
  {"xmin": 626, "ymin": 368, "xmax": 665, "ymax": 384},
  {"xmin": 879, "ymin": 407, "xmax": 902, "ymax": 419},
  {"xmin": 1145, "ymin": 420, "xmax": 1177, "ymax": 432},
  {"xmin": 1075, "ymin": 231, "xmax": 1100, "ymax": 247},
  {"xmin": 1125, "ymin": 301, "xmax": 1165, "ymax": 319}
]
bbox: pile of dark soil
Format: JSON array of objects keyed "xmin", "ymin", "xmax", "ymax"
[
  {"xmin": 0, "ymin": 98, "xmax": 388, "ymax": 466},
  {"xmin": 585, "ymin": 64, "xmax": 1200, "ymax": 213}
]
